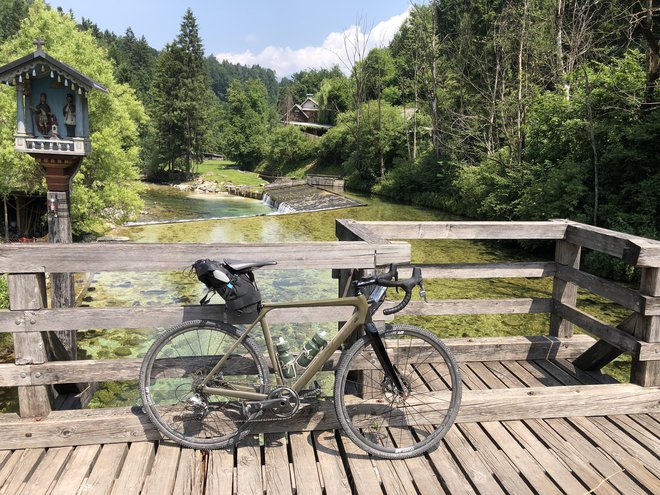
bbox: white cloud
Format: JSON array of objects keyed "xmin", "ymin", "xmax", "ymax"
[{"xmin": 214, "ymin": 9, "xmax": 410, "ymax": 79}]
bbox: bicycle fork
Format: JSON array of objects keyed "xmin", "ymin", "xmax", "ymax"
[{"xmin": 364, "ymin": 322, "xmax": 407, "ymax": 396}]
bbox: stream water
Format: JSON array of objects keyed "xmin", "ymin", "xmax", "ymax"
[{"xmin": 0, "ymin": 184, "xmax": 627, "ymax": 412}]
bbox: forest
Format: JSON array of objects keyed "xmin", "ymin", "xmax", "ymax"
[{"xmin": 0, "ymin": 0, "xmax": 658, "ymax": 277}]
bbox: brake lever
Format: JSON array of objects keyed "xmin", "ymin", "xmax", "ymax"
[{"xmin": 419, "ymin": 280, "xmax": 428, "ymax": 303}]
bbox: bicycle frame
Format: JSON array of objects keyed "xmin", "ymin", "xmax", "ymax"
[{"xmin": 200, "ymin": 294, "xmax": 371, "ymax": 400}]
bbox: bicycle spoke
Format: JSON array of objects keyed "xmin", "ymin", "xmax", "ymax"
[
  {"xmin": 335, "ymin": 324, "xmax": 461, "ymax": 459},
  {"xmin": 140, "ymin": 320, "xmax": 269, "ymax": 450}
]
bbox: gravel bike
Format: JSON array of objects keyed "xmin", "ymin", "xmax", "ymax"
[{"xmin": 139, "ymin": 261, "xmax": 461, "ymax": 459}]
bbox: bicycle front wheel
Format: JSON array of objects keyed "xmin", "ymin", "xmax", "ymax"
[
  {"xmin": 139, "ymin": 319, "xmax": 269, "ymax": 450},
  {"xmin": 334, "ymin": 324, "xmax": 461, "ymax": 459}
]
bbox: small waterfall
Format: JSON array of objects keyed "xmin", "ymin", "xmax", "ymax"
[
  {"xmin": 262, "ymin": 192, "xmax": 297, "ymax": 214},
  {"xmin": 276, "ymin": 202, "xmax": 296, "ymax": 214}
]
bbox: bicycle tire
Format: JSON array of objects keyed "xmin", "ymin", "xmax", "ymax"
[
  {"xmin": 334, "ymin": 324, "xmax": 461, "ymax": 459},
  {"xmin": 139, "ymin": 319, "xmax": 269, "ymax": 450}
]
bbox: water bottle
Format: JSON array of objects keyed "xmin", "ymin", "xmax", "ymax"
[
  {"xmin": 295, "ymin": 331, "xmax": 328, "ymax": 368},
  {"xmin": 275, "ymin": 337, "xmax": 296, "ymax": 379}
]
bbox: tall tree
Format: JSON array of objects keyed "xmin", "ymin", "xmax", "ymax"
[{"xmin": 149, "ymin": 8, "xmax": 210, "ymax": 176}]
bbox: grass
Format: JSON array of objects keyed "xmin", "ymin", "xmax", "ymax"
[{"xmin": 194, "ymin": 159, "xmax": 266, "ymax": 188}]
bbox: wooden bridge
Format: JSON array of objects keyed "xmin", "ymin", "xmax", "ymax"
[{"xmin": 0, "ymin": 219, "xmax": 658, "ymax": 494}]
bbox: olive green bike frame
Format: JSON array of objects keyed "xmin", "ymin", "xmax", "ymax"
[{"xmin": 199, "ymin": 295, "xmax": 370, "ymax": 401}]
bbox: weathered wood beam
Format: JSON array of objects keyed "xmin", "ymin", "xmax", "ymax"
[
  {"xmin": 0, "ymin": 297, "xmax": 554, "ymax": 334},
  {"xmin": 572, "ymin": 314, "xmax": 639, "ymax": 372},
  {"xmin": 622, "ymin": 239, "xmax": 660, "ymax": 267},
  {"xmin": 7, "ymin": 273, "xmax": 52, "ymax": 418},
  {"xmin": 550, "ymin": 240, "xmax": 581, "ymax": 338},
  {"xmin": 0, "ymin": 383, "xmax": 656, "ymax": 450},
  {"xmin": 335, "ymin": 219, "xmax": 387, "ymax": 244},
  {"xmin": 352, "ymin": 221, "xmax": 569, "ymax": 240},
  {"xmin": 0, "ymin": 335, "xmax": 595, "ymax": 386},
  {"xmin": 0, "ymin": 304, "xmax": 358, "ymax": 333},
  {"xmin": 631, "ymin": 267, "xmax": 660, "ymax": 386},
  {"xmin": 555, "ymin": 265, "xmax": 658, "ymax": 315},
  {"xmin": 392, "ymin": 298, "xmax": 553, "ymax": 316},
  {"xmin": 419, "ymin": 262, "xmax": 556, "ymax": 279},
  {"xmin": 565, "ymin": 223, "xmax": 660, "ymax": 264},
  {"xmin": 0, "ymin": 241, "xmax": 410, "ymax": 273},
  {"xmin": 554, "ymin": 303, "xmax": 660, "ymax": 361}
]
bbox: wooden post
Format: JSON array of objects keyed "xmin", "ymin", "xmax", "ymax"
[
  {"xmin": 550, "ymin": 240, "xmax": 581, "ymax": 338},
  {"xmin": 47, "ymin": 190, "xmax": 77, "ymax": 359},
  {"xmin": 8, "ymin": 273, "xmax": 52, "ymax": 417},
  {"xmin": 631, "ymin": 268, "xmax": 660, "ymax": 386}
]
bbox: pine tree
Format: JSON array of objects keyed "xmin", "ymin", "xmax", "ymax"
[{"xmin": 148, "ymin": 8, "xmax": 210, "ymax": 177}]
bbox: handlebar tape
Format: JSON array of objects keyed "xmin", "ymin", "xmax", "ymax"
[{"xmin": 381, "ymin": 267, "xmax": 422, "ymax": 315}]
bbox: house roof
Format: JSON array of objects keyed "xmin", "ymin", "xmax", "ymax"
[
  {"xmin": 0, "ymin": 40, "xmax": 108, "ymax": 93},
  {"xmin": 300, "ymin": 96, "xmax": 319, "ymax": 110}
]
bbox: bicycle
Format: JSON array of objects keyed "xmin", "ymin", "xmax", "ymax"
[{"xmin": 139, "ymin": 260, "xmax": 462, "ymax": 459}]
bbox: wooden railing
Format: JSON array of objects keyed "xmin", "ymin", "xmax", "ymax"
[
  {"xmin": 337, "ymin": 219, "xmax": 660, "ymax": 386},
  {"xmin": 0, "ymin": 219, "xmax": 658, "ymax": 449}
]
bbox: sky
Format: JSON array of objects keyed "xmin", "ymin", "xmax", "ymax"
[{"xmin": 51, "ymin": 0, "xmax": 413, "ymax": 79}]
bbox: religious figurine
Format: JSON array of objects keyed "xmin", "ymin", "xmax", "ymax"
[
  {"xmin": 31, "ymin": 92, "xmax": 55, "ymax": 137},
  {"xmin": 63, "ymin": 93, "xmax": 76, "ymax": 137}
]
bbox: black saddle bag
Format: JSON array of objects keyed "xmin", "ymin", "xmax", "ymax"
[{"xmin": 192, "ymin": 259, "xmax": 262, "ymax": 315}]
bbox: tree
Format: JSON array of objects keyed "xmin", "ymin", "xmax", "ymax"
[
  {"xmin": 112, "ymin": 28, "xmax": 157, "ymax": 101},
  {"xmin": 316, "ymin": 76, "xmax": 351, "ymax": 125},
  {"xmin": 148, "ymin": 8, "xmax": 210, "ymax": 177},
  {"xmin": 362, "ymin": 48, "xmax": 397, "ymax": 178},
  {"xmin": 208, "ymin": 57, "xmax": 278, "ymax": 103},
  {"xmin": 0, "ymin": 0, "xmax": 146, "ymax": 235},
  {"xmin": 0, "ymin": 0, "xmax": 30, "ymax": 42},
  {"xmin": 220, "ymin": 79, "xmax": 271, "ymax": 167}
]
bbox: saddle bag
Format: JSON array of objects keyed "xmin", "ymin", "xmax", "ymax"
[{"xmin": 192, "ymin": 259, "xmax": 262, "ymax": 315}]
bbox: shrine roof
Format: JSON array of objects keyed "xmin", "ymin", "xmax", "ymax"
[{"xmin": 0, "ymin": 44, "xmax": 108, "ymax": 93}]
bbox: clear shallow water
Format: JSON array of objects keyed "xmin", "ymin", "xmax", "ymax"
[{"xmin": 133, "ymin": 184, "xmax": 273, "ymax": 224}]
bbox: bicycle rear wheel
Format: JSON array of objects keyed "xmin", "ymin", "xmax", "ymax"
[
  {"xmin": 334, "ymin": 324, "xmax": 461, "ymax": 459},
  {"xmin": 139, "ymin": 319, "xmax": 269, "ymax": 450}
]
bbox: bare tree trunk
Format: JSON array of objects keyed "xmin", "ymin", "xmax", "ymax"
[
  {"xmin": 341, "ymin": 17, "xmax": 370, "ymax": 174},
  {"xmin": 429, "ymin": 0, "xmax": 441, "ymax": 159},
  {"xmin": 639, "ymin": 0, "xmax": 660, "ymax": 110},
  {"xmin": 3, "ymin": 196, "xmax": 9, "ymax": 242},
  {"xmin": 413, "ymin": 62, "xmax": 419, "ymax": 160},
  {"xmin": 516, "ymin": 0, "xmax": 529, "ymax": 164},
  {"xmin": 583, "ymin": 67, "xmax": 599, "ymax": 226},
  {"xmin": 556, "ymin": 0, "xmax": 571, "ymax": 99}
]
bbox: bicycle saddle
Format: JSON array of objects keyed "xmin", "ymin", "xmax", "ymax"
[{"xmin": 224, "ymin": 259, "xmax": 277, "ymax": 272}]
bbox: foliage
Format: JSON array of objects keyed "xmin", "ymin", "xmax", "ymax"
[
  {"xmin": 0, "ymin": 0, "xmax": 146, "ymax": 235},
  {"xmin": 280, "ymin": 66, "xmax": 344, "ymax": 104},
  {"xmin": 315, "ymin": 76, "xmax": 351, "ymax": 125},
  {"xmin": 0, "ymin": 0, "xmax": 29, "ymax": 43},
  {"xmin": 207, "ymin": 56, "xmax": 278, "ymax": 104},
  {"xmin": 219, "ymin": 79, "xmax": 272, "ymax": 168},
  {"xmin": 147, "ymin": 9, "xmax": 211, "ymax": 177},
  {"xmin": 265, "ymin": 125, "xmax": 317, "ymax": 174}
]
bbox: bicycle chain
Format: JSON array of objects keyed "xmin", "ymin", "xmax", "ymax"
[{"xmin": 239, "ymin": 396, "xmax": 328, "ymax": 423}]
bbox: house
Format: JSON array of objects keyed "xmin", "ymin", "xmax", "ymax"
[{"xmin": 284, "ymin": 94, "xmax": 320, "ymax": 124}]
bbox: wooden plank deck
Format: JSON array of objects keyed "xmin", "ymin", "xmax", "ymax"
[{"xmin": 1, "ymin": 358, "xmax": 658, "ymax": 494}]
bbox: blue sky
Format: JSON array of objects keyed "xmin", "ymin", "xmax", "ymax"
[{"xmin": 51, "ymin": 1, "xmax": 413, "ymax": 78}]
